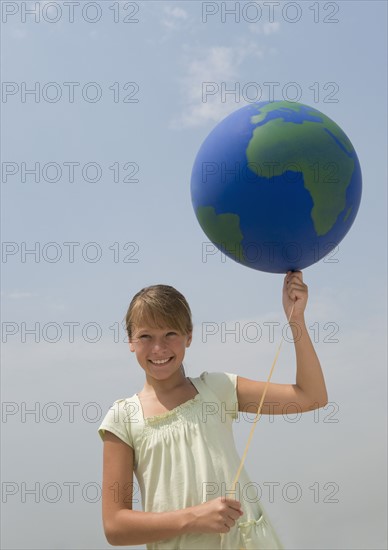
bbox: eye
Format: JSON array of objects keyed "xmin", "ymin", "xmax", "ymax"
[
  {"xmin": 166, "ymin": 331, "xmax": 177, "ymax": 336},
  {"xmin": 139, "ymin": 334, "xmax": 150, "ymax": 339}
]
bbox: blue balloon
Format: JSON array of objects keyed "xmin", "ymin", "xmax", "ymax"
[{"xmin": 191, "ymin": 101, "xmax": 362, "ymax": 273}]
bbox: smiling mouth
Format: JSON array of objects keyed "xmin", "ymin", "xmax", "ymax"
[{"xmin": 149, "ymin": 357, "xmax": 173, "ymax": 365}]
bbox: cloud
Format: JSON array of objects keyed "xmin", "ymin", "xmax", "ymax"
[
  {"xmin": 164, "ymin": 6, "xmax": 188, "ymax": 20},
  {"xmin": 170, "ymin": 40, "xmax": 264, "ymax": 129},
  {"xmin": 5, "ymin": 291, "xmax": 38, "ymax": 299},
  {"xmin": 161, "ymin": 5, "xmax": 189, "ymax": 30},
  {"xmin": 263, "ymin": 21, "xmax": 280, "ymax": 35},
  {"xmin": 249, "ymin": 21, "xmax": 281, "ymax": 35}
]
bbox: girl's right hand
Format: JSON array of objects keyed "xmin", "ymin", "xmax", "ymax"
[{"xmin": 187, "ymin": 496, "xmax": 244, "ymax": 534}]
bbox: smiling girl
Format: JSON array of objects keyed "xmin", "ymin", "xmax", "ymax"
[{"xmin": 98, "ymin": 273, "xmax": 328, "ymax": 549}]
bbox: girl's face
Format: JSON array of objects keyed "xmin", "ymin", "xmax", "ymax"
[{"xmin": 129, "ymin": 325, "xmax": 192, "ymax": 380}]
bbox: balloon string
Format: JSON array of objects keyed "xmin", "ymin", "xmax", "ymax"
[
  {"xmin": 231, "ymin": 301, "xmax": 295, "ymax": 492},
  {"xmin": 220, "ymin": 301, "xmax": 296, "ymax": 549}
]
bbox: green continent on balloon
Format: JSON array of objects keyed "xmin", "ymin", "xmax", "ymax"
[
  {"xmin": 343, "ymin": 206, "xmax": 352, "ymax": 221},
  {"xmin": 247, "ymin": 102, "xmax": 355, "ymax": 236},
  {"xmin": 196, "ymin": 206, "xmax": 245, "ymax": 263},
  {"xmin": 251, "ymin": 101, "xmax": 304, "ymax": 123}
]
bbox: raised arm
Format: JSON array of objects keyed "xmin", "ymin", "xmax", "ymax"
[{"xmin": 236, "ymin": 271, "xmax": 328, "ymax": 415}]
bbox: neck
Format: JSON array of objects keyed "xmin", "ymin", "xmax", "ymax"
[{"xmin": 142, "ymin": 364, "xmax": 188, "ymax": 395}]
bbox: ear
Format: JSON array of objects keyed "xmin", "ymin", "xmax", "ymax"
[
  {"xmin": 185, "ymin": 332, "xmax": 193, "ymax": 347},
  {"xmin": 129, "ymin": 341, "xmax": 135, "ymax": 352}
]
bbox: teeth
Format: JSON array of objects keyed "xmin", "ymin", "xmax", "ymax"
[{"xmin": 151, "ymin": 358, "xmax": 171, "ymax": 365}]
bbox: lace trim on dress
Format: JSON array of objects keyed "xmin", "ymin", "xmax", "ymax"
[{"xmin": 140, "ymin": 393, "xmax": 203, "ymax": 426}]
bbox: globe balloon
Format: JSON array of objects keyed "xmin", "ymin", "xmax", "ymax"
[{"xmin": 191, "ymin": 101, "xmax": 362, "ymax": 273}]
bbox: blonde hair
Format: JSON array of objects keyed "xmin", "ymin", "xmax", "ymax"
[{"xmin": 125, "ymin": 284, "xmax": 193, "ymax": 342}]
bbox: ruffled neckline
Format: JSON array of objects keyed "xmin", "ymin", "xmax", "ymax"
[{"xmin": 135, "ymin": 391, "xmax": 202, "ymax": 425}]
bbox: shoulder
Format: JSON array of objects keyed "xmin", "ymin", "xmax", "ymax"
[
  {"xmin": 197, "ymin": 370, "xmax": 237, "ymax": 389},
  {"xmin": 195, "ymin": 371, "xmax": 238, "ymax": 403},
  {"xmin": 194, "ymin": 371, "xmax": 238, "ymax": 421},
  {"xmin": 98, "ymin": 397, "xmax": 140, "ymax": 448}
]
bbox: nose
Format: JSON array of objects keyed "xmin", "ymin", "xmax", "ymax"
[{"xmin": 151, "ymin": 337, "xmax": 167, "ymax": 352}]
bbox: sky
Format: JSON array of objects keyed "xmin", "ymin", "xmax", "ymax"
[{"xmin": 1, "ymin": 1, "xmax": 387, "ymax": 549}]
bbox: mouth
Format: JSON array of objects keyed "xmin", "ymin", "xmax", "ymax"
[{"xmin": 148, "ymin": 357, "xmax": 174, "ymax": 366}]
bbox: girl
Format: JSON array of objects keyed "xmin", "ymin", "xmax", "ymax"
[{"xmin": 98, "ymin": 271, "xmax": 328, "ymax": 549}]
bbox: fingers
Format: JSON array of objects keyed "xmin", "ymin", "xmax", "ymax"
[
  {"xmin": 225, "ymin": 498, "xmax": 244, "ymax": 530},
  {"xmin": 285, "ymin": 271, "xmax": 307, "ymax": 293},
  {"xmin": 218, "ymin": 497, "xmax": 243, "ymax": 532},
  {"xmin": 222, "ymin": 511, "xmax": 240, "ymax": 532},
  {"xmin": 283, "ymin": 272, "xmax": 308, "ymax": 316},
  {"xmin": 223, "ymin": 497, "xmax": 242, "ymax": 511},
  {"xmin": 285, "ymin": 270, "xmax": 303, "ymax": 284},
  {"xmin": 284, "ymin": 271, "xmax": 308, "ymax": 302}
]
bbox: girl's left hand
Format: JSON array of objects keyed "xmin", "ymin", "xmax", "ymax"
[{"xmin": 282, "ymin": 270, "xmax": 308, "ymax": 320}]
